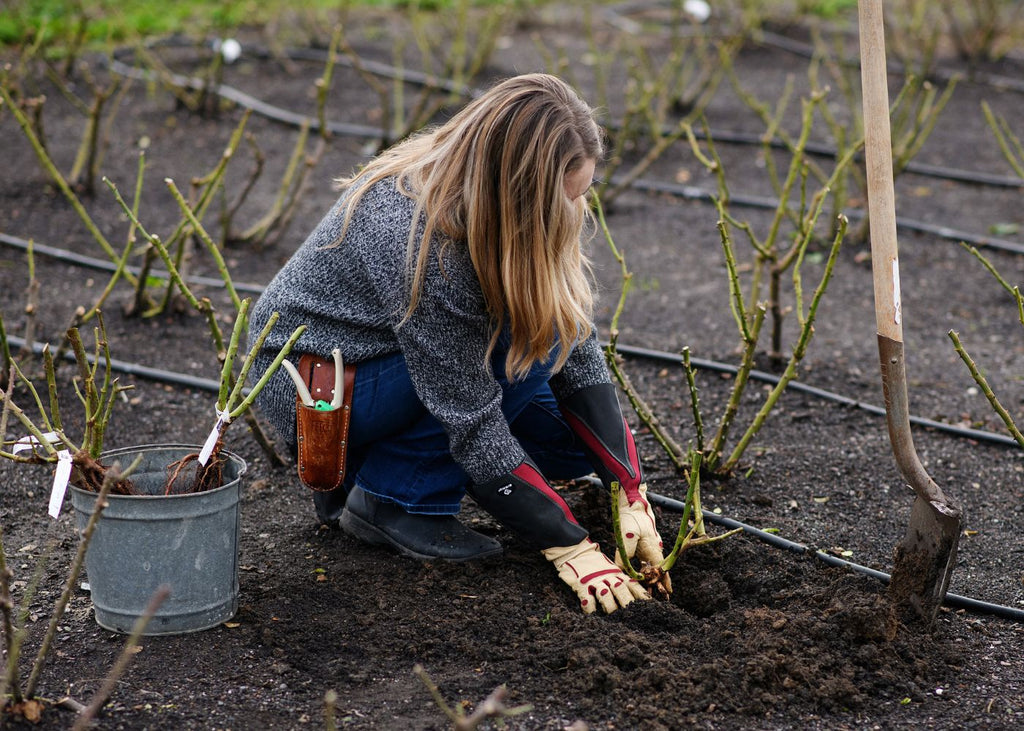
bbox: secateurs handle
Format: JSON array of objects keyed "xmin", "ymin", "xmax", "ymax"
[
  {"xmin": 282, "ymin": 358, "xmax": 315, "ymax": 407},
  {"xmin": 283, "ymin": 348, "xmax": 345, "ymax": 410},
  {"xmin": 330, "ymin": 348, "xmax": 344, "ymax": 409}
]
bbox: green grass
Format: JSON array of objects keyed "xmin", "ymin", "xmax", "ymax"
[
  {"xmin": 0, "ymin": 1, "xmax": 824, "ymax": 52},
  {"xmin": 4, "ymin": 1, "xmax": 218, "ymax": 46},
  {"xmin": 802, "ymin": 0, "xmax": 857, "ymax": 19},
  {"xmin": 0, "ymin": 0, "xmax": 455, "ymax": 48}
]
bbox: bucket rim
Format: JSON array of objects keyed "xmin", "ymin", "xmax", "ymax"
[{"xmin": 68, "ymin": 442, "xmax": 247, "ymax": 501}]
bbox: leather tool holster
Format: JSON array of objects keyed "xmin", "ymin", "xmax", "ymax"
[{"xmin": 294, "ymin": 353, "xmax": 355, "ymax": 492}]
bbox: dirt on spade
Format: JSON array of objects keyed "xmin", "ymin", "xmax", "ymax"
[{"xmin": 2, "ymin": 3, "xmax": 1024, "ymax": 729}]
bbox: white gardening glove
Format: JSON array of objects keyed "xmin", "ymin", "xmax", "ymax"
[
  {"xmin": 542, "ymin": 539, "xmax": 649, "ymax": 614},
  {"xmin": 615, "ymin": 482, "xmax": 672, "ymax": 595}
]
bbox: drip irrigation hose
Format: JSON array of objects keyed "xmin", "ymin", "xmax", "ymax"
[
  {"xmin": 7, "ymin": 334, "xmax": 223, "ymax": 394},
  {"xmin": 611, "ymin": 341, "xmax": 1023, "ymax": 449},
  {"xmin": 114, "ymin": 37, "xmax": 1024, "ymax": 189},
  {"xmin": 626, "ymin": 177, "xmax": 1024, "ymax": 256},
  {"xmin": 1, "ymin": 253, "xmax": 1021, "ymax": 452},
  {"xmin": 97, "ymin": 41, "xmax": 1024, "ymax": 256},
  {"xmin": 753, "ymin": 28, "xmax": 1024, "ymax": 99},
  {"xmin": 112, "ymin": 35, "xmax": 477, "ymax": 99},
  {"xmin": 5, "ymin": 342, "xmax": 1020, "ymax": 621},
  {"xmin": 106, "ymin": 51, "xmax": 383, "ymax": 139},
  {"xmin": 684, "ymin": 126, "xmax": 1024, "ymax": 190},
  {"xmin": 604, "ymin": 3, "xmax": 1024, "ymax": 100},
  {"xmin": 0, "ymin": 232, "xmax": 266, "ymax": 295},
  {"xmin": 645, "ymin": 490, "xmax": 1024, "ymax": 622}
]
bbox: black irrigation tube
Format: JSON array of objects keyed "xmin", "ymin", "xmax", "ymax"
[
  {"xmin": 2, "ymin": 230, "xmax": 1022, "ymax": 450},
  {"xmin": 7, "ymin": 334, "xmax": 223, "ymax": 394},
  {"xmin": 686, "ymin": 126, "xmax": 1024, "ymax": 190},
  {"xmin": 612, "ymin": 341, "xmax": 1023, "ymax": 449},
  {"xmin": 0, "ymin": 232, "xmax": 267, "ymax": 295},
  {"xmin": 754, "ymin": 28, "xmax": 1024, "ymax": 99},
  {"xmin": 645, "ymin": 490, "xmax": 1024, "ymax": 622},
  {"xmin": 11, "ymin": 326, "xmax": 1023, "ymax": 621},
  {"xmin": 105, "ymin": 52, "xmax": 383, "ymax": 139},
  {"xmin": 606, "ymin": 2, "xmax": 1024, "ymax": 102},
  {"xmin": 627, "ymin": 178, "xmax": 1024, "ymax": 257},
  {"xmin": 6, "ymin": 150, "xmax": 1021, "ymax": 267}
]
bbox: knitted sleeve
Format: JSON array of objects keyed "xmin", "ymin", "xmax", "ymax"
[{"xmin": 548, "ymin": 330, "xmax": 613, "ymax": 401}]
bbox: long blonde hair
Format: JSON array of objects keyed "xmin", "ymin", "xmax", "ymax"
[{"xmin": 334, "ymin": 73, "xmax": 604, "ymax": 380}]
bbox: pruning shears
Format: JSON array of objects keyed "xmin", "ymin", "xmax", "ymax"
[{"xmin": 282, "ymin": 348, "xmax": 344, "ymax": 411}]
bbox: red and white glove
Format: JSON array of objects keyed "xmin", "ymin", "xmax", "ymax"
[
  {"xmin": 559, "ymin": 383, "xmax": 669, "ymax": 590},
  {"xmin": 542, "ymin": 539, "xmax": 649, "ymax": 614},
  {"xmin": 614, "ymin": 482, "xmax": 671, "ymax": 594}
]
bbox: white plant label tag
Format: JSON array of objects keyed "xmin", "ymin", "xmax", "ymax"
[
  {"xmin": 11, "ymin": 431, "xmax": 61, "ymax": 455},
  {"xmin": 198, "ymin": 411, "xmax": 230, "ymax": 466},
  {"xmin": 48, "ymin": 450, "xmax": 73, "ymax": 519},
  {"xmin": 892, "ymin": 257, "xmax": 902, "ymax": 326},
  {"xmin": 11, "ymin": 432, "xmax": 72, "ymax": 519}
]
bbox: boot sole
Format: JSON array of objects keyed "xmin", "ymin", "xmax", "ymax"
[{"xmin": 339, "ymin": 509, "xmax": 503, "ymax": 563}]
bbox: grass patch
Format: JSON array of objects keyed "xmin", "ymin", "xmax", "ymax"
[{"xmin": 0, "ymin": 0, "xmax": 463, "ymax": 48}]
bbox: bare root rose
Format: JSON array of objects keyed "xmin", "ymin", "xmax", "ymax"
[
  {"xmin": 164, "ymin": 443, "xmax": 226, "ymax": 495},
  {"xmin": 70, "ymin": 451, "xmax": 135, "ymax": 495},
  {"xmin": 640, "ymin": 563, "xmax": 672, "ymax": 600}
]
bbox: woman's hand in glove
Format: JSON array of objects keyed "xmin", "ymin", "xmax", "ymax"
[
  {"xmin": 542, "ymin": 539, "xmax": 649, "ymax": 614},
  {"xmin": 556, "ymin": 382, "xmax": 670, "ymax": 594},
  {"xmin": 614, "ymin": 483, "xmax": 672, "ymax": 595}
]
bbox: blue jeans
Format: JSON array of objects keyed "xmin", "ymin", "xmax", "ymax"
[{"xmin": 330, "ymin": 348, "xmax": 592, "ymax": 516}]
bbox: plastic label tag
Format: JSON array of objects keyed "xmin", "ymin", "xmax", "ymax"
[
  {"xmin": 11, "ymin": 431, "xmax": 61, "ymax": 456},
  {"xmin": 198, "ymin": 411, "xmax": 230, "ymax": 466},
  {"xmin": 48, "ymin": 451, "xmax": 73, "ymax": 519},
  {"xmin": 11, "ymin": 432, "xmax": 71, "ymax": 519}
]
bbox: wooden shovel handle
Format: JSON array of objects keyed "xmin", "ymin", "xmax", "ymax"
[
  {"xmin": 859, "ymin": 0, "xmax": 955, "ymax": 510},
  {"xmin": 859, "ymin": 0, "xmax": 903, "ymax": 343}
]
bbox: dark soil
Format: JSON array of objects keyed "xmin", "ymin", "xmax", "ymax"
[{"xmin": 2, "ymin": 4, "xmax": 1024, "ymax": 729}]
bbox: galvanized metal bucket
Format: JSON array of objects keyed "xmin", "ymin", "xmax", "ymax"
[{"xmin": 69, "ymin": 444, "xmax": 246, "ymax": 635}]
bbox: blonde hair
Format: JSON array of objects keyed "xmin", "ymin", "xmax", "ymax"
[{"xmin": 333, "ymin": 73, "xmax": 604, "ymax": 380}]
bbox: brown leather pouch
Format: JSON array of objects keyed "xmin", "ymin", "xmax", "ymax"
[{"xmin": 294, "ymin": 353, "xmax": 355, "ymax": 492}]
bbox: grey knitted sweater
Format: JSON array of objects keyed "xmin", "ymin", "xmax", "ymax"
[{"xmin": 248, "ymin": 176, "xmax": 611, "ymax": 485}]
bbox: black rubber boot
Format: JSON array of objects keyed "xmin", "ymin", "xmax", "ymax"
[{"xmin": 340, "ymin": 487, "xmax": 503, "ymax": 562}]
